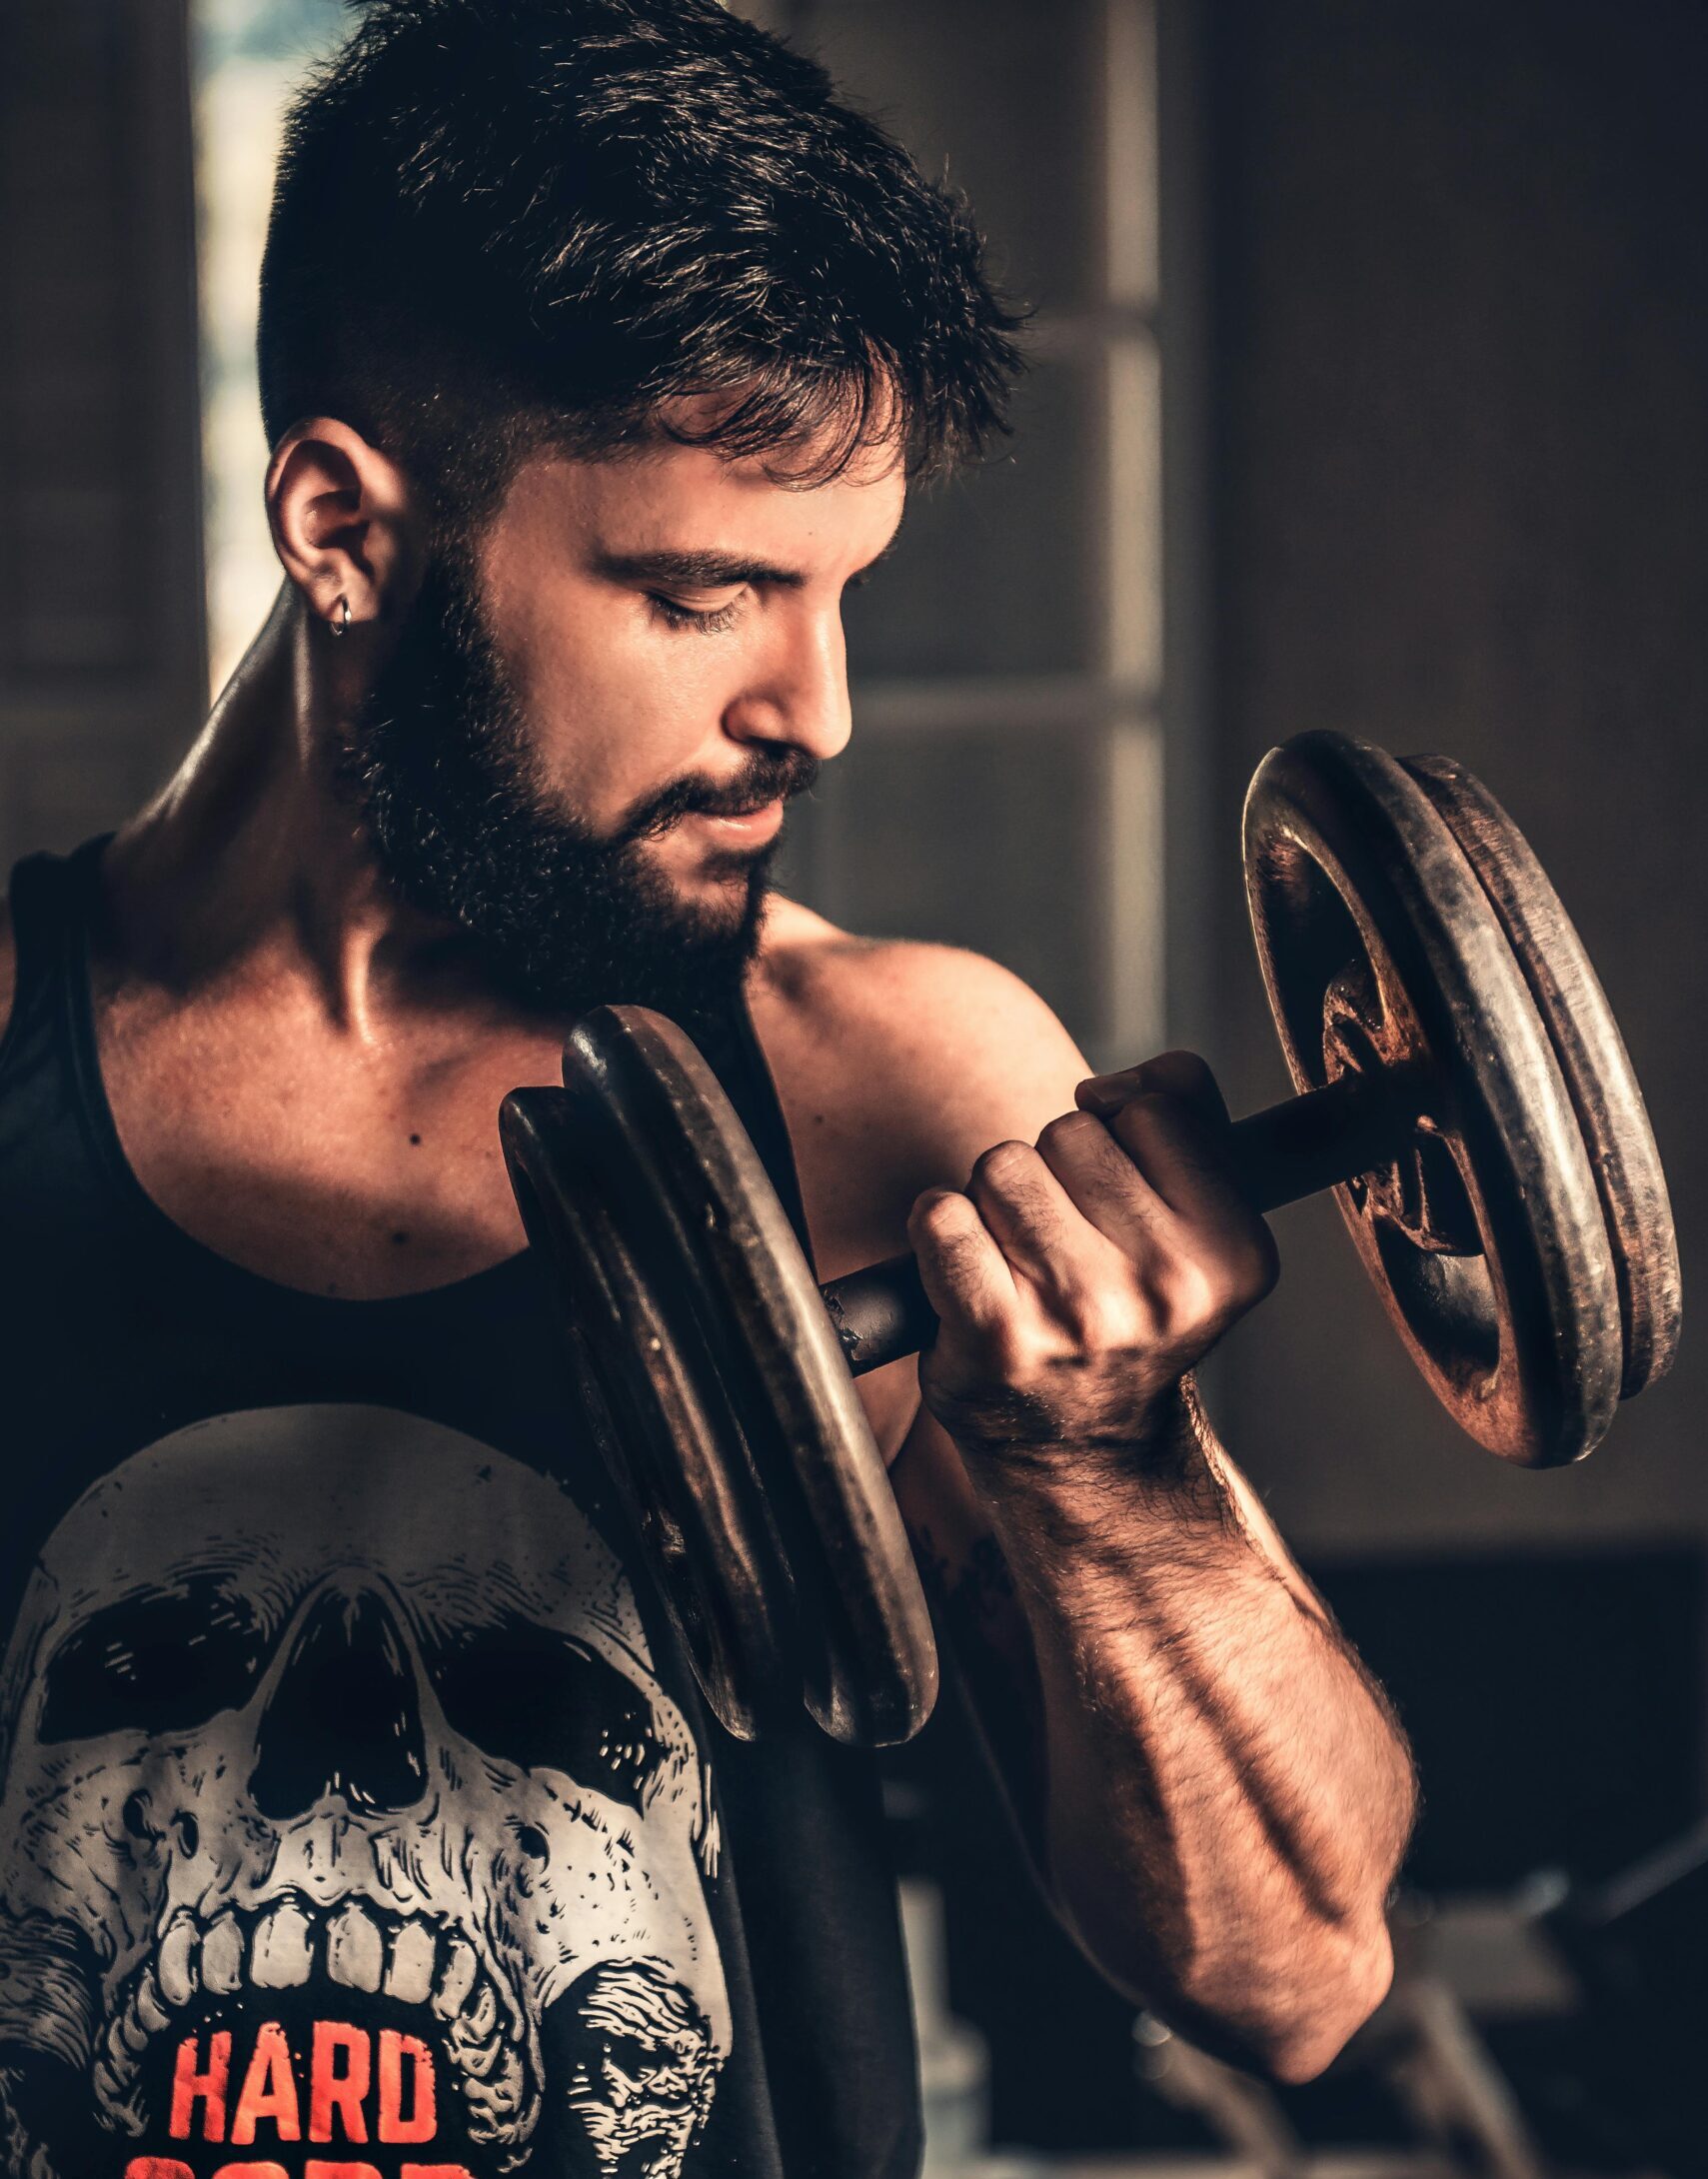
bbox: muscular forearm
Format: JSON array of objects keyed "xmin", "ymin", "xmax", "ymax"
[
  {"xmin": 903, "ymin": 1057, "xmax": 1414, "ymax": 2075},
  {"xmin": 964, "ymin": 1389, "xmax": 1414, "ymax": 2080}
]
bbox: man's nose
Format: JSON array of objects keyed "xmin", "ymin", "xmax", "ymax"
[{"xmin": 723, "ymin": 609, "xmax": 853, "ymax": 763}]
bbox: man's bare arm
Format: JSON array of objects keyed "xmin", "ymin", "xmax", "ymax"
[{"xmin": 764, "ymin": 937, "xmax": 1415, "ymax": 2082}]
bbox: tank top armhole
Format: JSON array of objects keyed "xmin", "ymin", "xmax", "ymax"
[
  {"xmin": 731, "ymin": 991, "xmax": 820, "ymax": 1277},
  {"xmin": 0, "ymin": 846, "xmax": 84, "ymax": 1084}
]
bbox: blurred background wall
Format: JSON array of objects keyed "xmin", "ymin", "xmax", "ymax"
[
  {"xmin": 1203, "ymin": 0, "xmax": 1708, "ymax": 1562},
  {"xmin": 0, "ymin": 0, "xmax": 204, "ymax": 866},
  {"xmin": 1, "ymin": 0, "xmax": 1704, "ymax": 2165},
  {"xmin": 1196, "ymin": 0, "xmax": 1708, "ymax": 1921}
]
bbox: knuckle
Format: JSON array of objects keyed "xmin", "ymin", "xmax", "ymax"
[
  {"xmin": 908, "ymin": 1185, "xmax": 956, "ymax": 1227},
  {"xmin": 1106, "ymin": 1096, "xmax": 1177, "ymax": 1167},
  {"xmin": 1038, "ymin": 1108, "xmax": 1105, "ymax": 1154},
  {"xmin": 1072, "ymin": 1285, "xmax": 1145, "ymax": 1353},
  {"xmin": 1155, "ymin": 1048, "xmax": 1218, "ymax": 1092},
  {"xmin": 1112, "ymin": 1089, "xmax": 1174, "ymax": 1132},
  {"xmin": 970, "ymin": 1137, "xmax": 1036, "ymax": 1190},
  {"xmin": 1134, "ymin": 1051, "xmax": 1228, "ymax": 1128},
  {"xmin": 908, "ymin": 1188, "xmax": 973, "ymax": 1246},
  {"xmin": 1131, "ymin": 1269, "xmax": 1179, "ymax": 1338},
  {"xmin": 914, "ymin": 1202, "xmax": 979, "ymax": 1272},
  {"xmin": 1165, "ymin": 1228, "xmax": 1277, "ymax": 1328},
  {"xmin": 1166, "ymin": 1257, "xmax": 1223, "ymax": 1329}
]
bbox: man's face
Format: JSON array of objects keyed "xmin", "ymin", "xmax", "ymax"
[{"xmin": 348, "ymin": 422, "xmax": 904, "ymax": 1020}]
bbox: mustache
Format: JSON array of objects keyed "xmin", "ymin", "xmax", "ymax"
[{"xmin": 621, "ymin": 745, "xmax": 821, "ymax": 843}]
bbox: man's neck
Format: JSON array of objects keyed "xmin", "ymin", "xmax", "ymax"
[{"xmin": 103, "ymin": 586, "xmax": 533, "ymax": 1048}]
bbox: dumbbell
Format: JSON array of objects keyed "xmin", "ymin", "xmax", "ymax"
[{"xmin": 501, "ymin": 732, "xmax": 1680, "ymax": 1749}]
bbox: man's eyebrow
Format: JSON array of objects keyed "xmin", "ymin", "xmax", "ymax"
[
  {"xmin": 592, "ymin": 548, "xmax": 807, "ymax": 589},
  {"xmin": 592, "ymin": 526, "xmax": 903, "ymax": 592}
]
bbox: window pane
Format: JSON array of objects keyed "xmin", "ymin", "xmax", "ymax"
[
  {"xmin": 2, "ymin": 3, "xmax": 164, "ymax": 681},
  {"xmin": 782, "ymin": 721, "xmax": 1115, "ymax": 1048},
  {"xmin": 797, "ymin": 0, "xmax": 1108, "ymax": 317},
  {"xmin": 846, "ymin": 354, "xmax": 1104, "ymax": 681},
  {"xmin": 194, "ymin": 0, "xmax": 348, "ymax": 692}
]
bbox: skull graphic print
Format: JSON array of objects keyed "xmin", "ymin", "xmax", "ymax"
[{"xmin": 0, "ymin": 1405, "xmax": 732, "ymax": 2179}]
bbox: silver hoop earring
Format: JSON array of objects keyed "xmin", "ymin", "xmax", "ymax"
[{"xmin": 329, "ymin": 596, "xmax": 352, "ymax": 638}]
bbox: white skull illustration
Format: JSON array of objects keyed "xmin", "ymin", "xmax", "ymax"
[{"xmin": 0, "ymin": 1405, "xmax": 731, "ymax": 2178}]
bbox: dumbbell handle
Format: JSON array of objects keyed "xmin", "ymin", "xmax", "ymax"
[{"xmin": 820, "ymin": 1069, "xmax": 1424, "ymax": 1376}]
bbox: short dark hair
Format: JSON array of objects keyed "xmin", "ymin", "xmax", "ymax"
[{"xmin": 259, "ymin": 0, "xmax": 1023, "ymax": 525}]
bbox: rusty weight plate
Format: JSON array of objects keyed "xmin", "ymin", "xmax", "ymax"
[
  {"xmin": 1243, "ymin": 732, "xmax": 1643, "ymax": 1465},
  {"xmin": 1400, "ymin": 753, "xmax": 1680, "ymax": 1401},
  {"xmin": 502, "ymin": 1081, "xmax": 794, "ymax": 1739},
  {"xmin": 506, "ymin": 1008, "xmax": 937, "ymax": 1747}
]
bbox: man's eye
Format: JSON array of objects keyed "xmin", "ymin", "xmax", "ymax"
[{"xmin": 648, "ymin": 591, "xmax": 744, "ymax": 633}]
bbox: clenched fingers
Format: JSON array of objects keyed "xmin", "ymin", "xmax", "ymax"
[
  {"xmin": 1028, "ymin": 1106, "xmax": 1175, "ymax": 1262},
  {"xmin": 906, "ymin": 1183, "xmax": 1019, "ymax": 1341},
  {"xmin": 1080, "ymin": 1055, "xmax": 1263, "ymax": 1245},
  {"xmin": 1077, "ymin": 1049, "xmax": 1230, "ymax": 1128}
]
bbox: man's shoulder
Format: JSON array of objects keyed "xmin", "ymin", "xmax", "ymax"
[
  {"xmin": 750, "ymin": 897, "xmax": 1091, "ymax": 1263},
  {"xmin": 757, "ymin": 895, "xmax": 1078, "ymax": 1072}
]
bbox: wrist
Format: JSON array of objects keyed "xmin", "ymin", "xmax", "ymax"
[{"xmin": 949, "ymin": 1380, "xmax": 1241, "ymax": 1547}]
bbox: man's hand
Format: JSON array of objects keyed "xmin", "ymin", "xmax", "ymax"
[{"xmin": 906, "ymin": 1052, "xmax": 1278, "ymax": 1460}]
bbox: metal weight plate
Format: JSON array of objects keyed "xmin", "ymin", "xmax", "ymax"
[
  {"xmin": 545, "ymin": 1007, "xmax": 937, "ymax": 1747},
  {"xmin": 502, "ymin": 1085, "xmax": 795, "ymax": 1740},
  {"xmin": 1243, "ymin": 732, "xmax": 1627, "ymax": 1465},
  {"xmin": 1400, "ymin": 754, "xmax": 1681, "ymax": 1400}
]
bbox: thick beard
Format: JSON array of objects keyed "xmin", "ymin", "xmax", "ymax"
[{"xmin": 341, "ymin": 557, "xmax": 817, "ymax": 1026}]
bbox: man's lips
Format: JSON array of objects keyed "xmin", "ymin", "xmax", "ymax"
[{"xmin": 683, "ymin": 799, "xmax": 786, "ymax": 845}]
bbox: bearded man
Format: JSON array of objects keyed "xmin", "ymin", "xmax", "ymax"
[{"xmin": 0, "ymin": 4, "xmax": 1413, "ymax": 2175}]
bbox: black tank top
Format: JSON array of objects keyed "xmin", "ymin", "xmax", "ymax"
[{"xmin": 0, "ymin": 841, "xmax": 920, "ymax": 2179}]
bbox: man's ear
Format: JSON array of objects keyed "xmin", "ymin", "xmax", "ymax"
[{"xmin": 266, "ymin": 417, "xmax": 422, "ymax": 635}]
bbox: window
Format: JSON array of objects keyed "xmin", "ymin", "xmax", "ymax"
[{"xmin": 195, "ymin": 0, "xmax": 347, "ymax": 693}]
